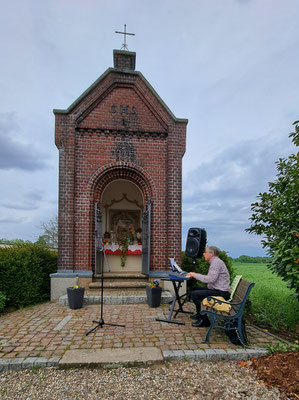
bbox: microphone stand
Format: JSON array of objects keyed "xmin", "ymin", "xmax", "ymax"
[{"xmin": 86, "ymin": 244, "xmax": 125, "ymax": 336}]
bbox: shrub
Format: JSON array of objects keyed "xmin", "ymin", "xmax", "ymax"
[
  {"xmin": 234, "ymin": 255, "xmax": 272, "ymax": 263},
  {"xmin": 266, "ymin": 341, "xmax": 299, "ymax": 354},
  {"xmin": 0, "ymin": 243, "xmax": 57, "ymax": 308},
  {"xmin": 0, "ymin": 291, "xmax": 6, "ymax": 312},
  {"xmin": 181, "ymin": 249, "xmax": 235, "ymax": 290}
]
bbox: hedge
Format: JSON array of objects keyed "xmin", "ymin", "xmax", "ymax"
[
  {"xmin": 0, "ymin": 292, "xmax": 6, "ymax": 312},
  {"xmin": 0, "ymin": 243, "xmax": 57, "ymax": 309}
]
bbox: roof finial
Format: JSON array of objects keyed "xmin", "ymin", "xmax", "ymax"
[{"xmin": 115, "ymin": 24, "xmax": 135, "ymax": 51}]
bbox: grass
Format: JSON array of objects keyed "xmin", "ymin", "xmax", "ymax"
[{"xmin": 233, "ymin": 262, "xmax": 299, "ymax": 334}]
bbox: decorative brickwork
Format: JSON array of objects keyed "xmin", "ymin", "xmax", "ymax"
[{"xmin": 54, "ymin": 50, "xmax": 187, "ymax": 274}]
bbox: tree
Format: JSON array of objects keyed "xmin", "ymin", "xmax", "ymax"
[
  {"xmin": 233, "ymin": 255, "xmax": 272, "ymax": 263},
  {"xmin": 246, "ymin": 121, "xmax": 299, "ymax": 299},
  {"xmin": 36, "ymin": 216, "xmax": 58, "ymax": 249},
  {"xmin": 0, "ymin": 238, "xmax": 32, "ymax": 245}
]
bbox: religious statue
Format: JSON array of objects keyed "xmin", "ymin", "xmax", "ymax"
[
  {"xmin": 136, "ymin": 228, "xmax": 142, "ymax": 245},
  {"xmin": 109, "ymin": 209, "xmax": 140, "ymax": 242}
]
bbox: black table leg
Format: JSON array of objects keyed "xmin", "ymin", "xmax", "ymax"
[{"xmin": 155, "ymin": 279, "xmax": 190, "ymax": 325}]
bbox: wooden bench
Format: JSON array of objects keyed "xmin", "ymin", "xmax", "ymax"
[{"xmin": 200, "ymin": 279, "xmax": 255, "ymax": 345}]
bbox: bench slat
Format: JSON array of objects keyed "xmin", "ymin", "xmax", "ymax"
[{"xmin": 233, "ymin": 280, "xmax": 251, "ymax": 302}]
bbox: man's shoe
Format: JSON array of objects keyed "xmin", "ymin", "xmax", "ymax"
[
  {"xmin": 192, "ymin": 319, "xmax": 210, "ymax": 328},
  {"xmin": 190, "ymin": 314, "xmax": 201, "ymax": 320}
]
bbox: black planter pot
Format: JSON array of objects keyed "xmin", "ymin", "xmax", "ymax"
[
  {"xmin": 146, "ymin": 286, "xmax": 162, "ymax": 308},
  {"xmin": 67, "ymin": 287, "xmax": 85, "ymax": 309}
]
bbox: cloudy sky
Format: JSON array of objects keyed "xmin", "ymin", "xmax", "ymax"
[{"xmin": 0, "ymin": 0, "xmax": 298, "ymax": 257}]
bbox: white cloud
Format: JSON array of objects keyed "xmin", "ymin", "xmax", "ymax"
[
  {"xmin": 182, "ymin": 133, "xmax": 296, "ymax": 256},
  {"xmin": 0, "ymin": 113, "xmax": 49, "ymax": 171}
]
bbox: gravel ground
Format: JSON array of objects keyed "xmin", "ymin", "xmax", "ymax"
[{"xmin": 0, "ymin": 361, "xmax": 287, "ymax": 400}]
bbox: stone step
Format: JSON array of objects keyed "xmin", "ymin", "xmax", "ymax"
[
  {"xmin": 94, "ymin": 272, "xmax": 148, "ymax": 280},
  {"xmin": 86, "ymin": 289, "xmax": 148, "ymax": 296},
  {"xmin": 89, "ymin": 281, "xmax": 147, "ymax": 289}
]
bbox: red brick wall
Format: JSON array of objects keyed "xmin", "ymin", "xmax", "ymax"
[{"xmin": 54, "ymin": 59, "xmax": 187, "ymax": 272}]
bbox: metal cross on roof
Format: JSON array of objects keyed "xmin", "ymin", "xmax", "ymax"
[{"xmin": 115, "ymin": 24, "xmax": 135, "ymax": 51}]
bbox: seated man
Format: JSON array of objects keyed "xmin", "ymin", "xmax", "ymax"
[{"xmin": 186, "ymin": 246, "xmax": 230, "ymax": 327}]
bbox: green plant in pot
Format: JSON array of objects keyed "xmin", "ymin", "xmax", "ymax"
[
  {"xmin": 146, "ymin": 279, "xmax": 162, "ymax": 308},
  {"xmin": 67, "ymin": 275, "xmax": 85, "ymax": 309}
]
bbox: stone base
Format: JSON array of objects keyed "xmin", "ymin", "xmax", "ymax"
[{"xmin": 50, "ymin": 271, "xmax": 93, "ymax": 300}]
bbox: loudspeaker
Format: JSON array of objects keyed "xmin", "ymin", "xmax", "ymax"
[{"xmin": 185, "ymin": 228, "xmax": 207, "ymax": 259}]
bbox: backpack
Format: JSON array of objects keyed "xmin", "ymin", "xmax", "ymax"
[{"xmin": 225, "ymin": 317, "xmax": 247, "ymax": 346}]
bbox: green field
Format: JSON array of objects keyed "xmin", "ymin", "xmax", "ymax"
[{"xmin": 233, "ymin": 262, "xmax": 299, "ymax": 333}]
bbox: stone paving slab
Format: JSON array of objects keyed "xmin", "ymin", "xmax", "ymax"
[
  {"xmin": 59, "ymin": 347, "xmax": 164, "ymax": 369},
  {"xmin": 0, "ymin": 300, "xmax": 282, "ymax": 371}
]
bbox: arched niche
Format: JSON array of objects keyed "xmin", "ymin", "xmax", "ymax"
[{"xmin": 101, "ymin": 179, "xmax": 143, "ymax": 242}]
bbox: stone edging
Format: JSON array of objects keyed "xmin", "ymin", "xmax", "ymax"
[
  {"xmin": 0, "ymin": 348, "xmax": 268, "ymax": 371},
  {"xmin": 162, "ymin": 348, "xmax": 268, "ymax": 362},
  {"xmin": 0, "ymin": 357, "xmax": 61, "ymax": 372}
]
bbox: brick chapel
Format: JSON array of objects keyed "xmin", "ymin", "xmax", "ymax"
[{"xmin": 50, "ymin": 49, "xmax": 187, "ymax": 299}]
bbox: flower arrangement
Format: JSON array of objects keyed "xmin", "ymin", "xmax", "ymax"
[
  {"xmin": 147, "ymin": 279, "xmax": 160, "ymax": 288},
  {"xmin": 129, "ymin": 226, "xmax": 135, "ymax": 245},
  {"xmin": 72, "ymin": 275, "xmax": 79, "ymax": 289}
]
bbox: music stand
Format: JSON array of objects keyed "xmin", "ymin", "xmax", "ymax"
[{"xmin": 86, "ymin": 244, "xmax": 125, "ymax": 336}]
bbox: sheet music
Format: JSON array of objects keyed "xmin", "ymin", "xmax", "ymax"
[{"xmin": 169, "ymin": 258, "xmax": 183, "ymax": 273}]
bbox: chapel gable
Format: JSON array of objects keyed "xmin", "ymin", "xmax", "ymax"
[{"xmin": 77, "ymin": 86, "xmax": 167, "ymax": 134}]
